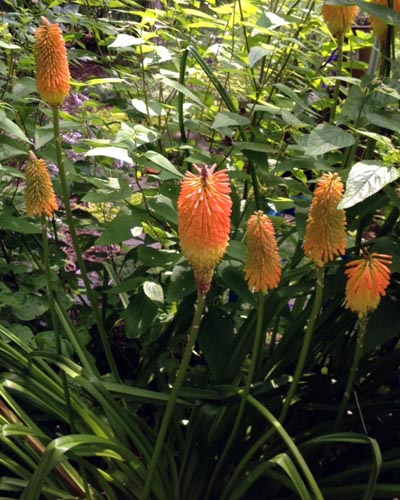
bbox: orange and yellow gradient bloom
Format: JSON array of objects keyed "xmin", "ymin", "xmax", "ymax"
[
  {"xmin": 25, "ymin": 151, "xmax": 58, "ymax": 218},
  {"xmin": 177, "ymin": 164, "xmax": 232, "ymax": 296},
  {"xmin": 322, "ymin": 2, "xmax": 358, "ymax": 38},
  {"xmin": 369, "ymin": 0, "xmax": 400, "ymax": 42},
  {"xmin": 303, "ymin": 172, "xmax": 346, "ymax": 267},
  {"xmin": 244, "ymin": 211, "xmax": 281, "ymax": 294},
  {"xmin": 345, "ymin": 253, "xmax": 392, "ymax": 318},
  {"xmin": 34, "ymin": 17, "xmax": 70, "ymax": 107}
]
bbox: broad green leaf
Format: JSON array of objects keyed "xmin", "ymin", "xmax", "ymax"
[
  {"xmin": 123, "ymin": 290, "xmax": 158, "ymax": 338},
  {"xmin": 366, "ymin": 112, "xmax": 400, "ymax": 132},
  {"xmin": 0, "ymin": 164, "xmax": 24, "ymax": 179},
  {"xmin": 233, "ymin": 141, "xmax": 275, "ymax": 153},
  {"xmin": 74, "ymin": 77, "xmax": 124, "ymax": 87},
  {"xmin": 0, "ymin": 110, "xmax": 31, "ymax": 144},
  {"xmin": 211, "ymin": 112, "xmax": 251, "ymax": 129},
  {"xmin": 219, "ymin": 264, "xmax": 257, "ymax": 306},
  {"xmin": 108, "ymin": 34, "xmax": 144, "ymax": 47},
  {"xmin": 304, "ymin": 123, "xmax": 354, "ymax": 156},
  {"xmin": 275, "ymin": 83, "xmax": 316, "ymax": 113},
  {"xmin": 131, "ymin": 98, "xmax": 165, "ymax": 117},
  {"xmin": 85, "ymin": 146, "xmax": 133, "ymax": 164},
  {"xmin": 0, "ymin": 40, "xmax": 20, "ymax": 50},
  {"xmin": 137, "ymin": 246, "xmax": 180, "ymax": 267},
  {"xmin": 13, "ymin": 293, "xmax": 48, "ymax": 321},
  {"xmin": 338, "ymin": 161, "xmax": 400, "ymax": 209},
  {"xmin": 166, "ymin": 264, "xmax": 196, "ymax": 302},
  {"xmin": 155, "ymin": 74, "xmax": 205, "ymax": 107},
  {"xmin": 95, "ymin": 214, "xmax": 144, "ymax": 245},
  {"xmin": 198, "ymin": 306, "xmax": 234, "ymax": 382},
  {"xmin": 83, "ymin": 181, "xmax": 132, "ymax": 203},
  {"xmin": 143, "ymin": 151, "xmax": 182, "ymax": 178},
  {"xmin": 147, "ymin": 194, "xmax": 178, "ymax": 225},
  {"xmin": 0, "ymin": 215, "xmax": 40, "ymax": 234},
  {"xmin": 225, "ymin": 240, "xmax": 245, "ymax": 262},
  {"xmin": 248, "ymin": 46, "xmax": 270, "ymax": 67},
  {"xmin": 143, "ymin": 281, "xmax": 164, "ymax": 303}
]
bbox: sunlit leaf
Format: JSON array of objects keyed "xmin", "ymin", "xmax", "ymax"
[
  {"xmin": 143, "ymin": 281, "xmax": 164, "ymax": 303},
  {"xmin": 85, "ymin": 146, "xmax": 133, "ymax": 164},
  {"xmin": 304, "ymin": 123, "xmax": 354, "ymax": 156},
  {"xmin": 338, "ymin": 161, "xmax": 399, "ymax": 209}
]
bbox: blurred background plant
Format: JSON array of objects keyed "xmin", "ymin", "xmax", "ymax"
[{"xmin": 0, "ymin": 0, "xmax": 400, "ymax": 498}]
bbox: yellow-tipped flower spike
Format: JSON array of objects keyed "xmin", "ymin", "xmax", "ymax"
[
  {"xmin": 369, "ymin": 0, "xmax": 400, "ymax": 42},
  {"xmin": 25, "ymin": 151, "xmax": 58, "ymax": 217},
  {"xmin": 303, "ymin": 172, "xmax": 347, "ymax": 267},
  {"xmin": 345, "ymin": 252, "xmax": 392, "ymax": 318},
  {"xmin": 177, "ymin": 164, "xmax": 232, "ymax": 296},
  {"xmin": 244, "ymin": 211, "xmax": 281, "ymax": 294},
  {"xmin": 322, "ymin": 2, "xmax": 358, "ymax": 38},
  {"xmin": 34, "ymin": 17, "xmax": 70, "ymax": 107}
]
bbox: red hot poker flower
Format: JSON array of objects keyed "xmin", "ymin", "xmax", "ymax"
[
  {"xmin": 322, "ymin": 2, "xmax": 358, "ymax": 38},
  {"xmin": 244, "ymin": 211, "xmax": 281, "ymax": 294},
  {"xmin": 177, "ymin": 164, "xmax": 232, "ymax": 296},
  {"xmin": 303, "ymin": 172, "xmax": 347, "ymax": 267},
  {"xmin": 25, "ymin": 151, "xmax": 58, "ymax": 218},
  {"xmin": 345, "ymin": 252, "xmax": 392, "ymax": 318},
  {"xmin": 369, "ymin": 0, "xmax": 400, "ymax": 43},
  {"xmin": 34, "ymin": 17, "xmax": 70, "ymax": 107}
]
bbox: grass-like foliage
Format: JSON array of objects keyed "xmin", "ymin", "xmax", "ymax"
[{"xmin": 0, "ymin": 0, "xmax": 400, "ymax": 498}]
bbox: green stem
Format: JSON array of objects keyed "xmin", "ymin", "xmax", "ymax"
[
  {"xmin": 279, "ymin": 266, "xmax": 324, "ymax": 423},
  {"xmin": 41, "ymin": 216, "xmax": 91, "ymax": 497},
  {"xmin": 142, "ymin": 293, "xmax": 206, "ymax": 500},
  {"xmin": 52, "ymin": 107, "xmax": 121, "ymax": 383},
  {"xmin": 204, "ymin": 292, "xmax": 265, "ymax": 500},
  {"xmin": 245, "ymin": 394, "xmax": 324, "ymax": 500},
  {"xmin": 41, "ymin": 215, "xmax": 76, "ymax": 429},
  {"xmin": 333, "ymin": 315, "xmax": 368, "ymax": 432},
  {"xmin": 330, "ymin": 34, "xmax": 344, "ymax": 124}
]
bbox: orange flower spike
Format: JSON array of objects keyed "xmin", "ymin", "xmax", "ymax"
[
  {"xmin": 345, "ymin": 253, "xmax": 392, "ymax": 318},
  {"xmin": 34, "ymin": 17, "xmax": 70, "ymax": 107},
  {"xmin": 369, "ymin": 0, "xmax": 400, "ymax": 42},
  {"xmin": 322, "ymin": 2, "xmax": 359, "ymax": 38},
  {"xmin": 244, "ymin": 211, "xmax": 281, "ymax": 294},
  {"xmin": 178, "ymin": 164, "xmax": 232, "ymax": 296},
  {"xmin": 303, "ymin": 172, "xmax": 347, "ymax": 267},
  {"xmin": 25, "ymin": 151, "xmax": 58, "ymax": 218}
]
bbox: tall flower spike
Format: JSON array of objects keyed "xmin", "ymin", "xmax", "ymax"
[
  {"xmin": 369, "ymin": 0, "xmax": 400, "ymax": 43},
  {"xmin": 34, "ymin": 17, "xmax": 70, "ymax": 107},
  {"xmin": 322, "ymin": 2, "xmax": 358, "ymax": 38},
  {"xmin": 244, "ymin": 211, "xmax": 281, "ymax": 294},
  {"xmin": 178, "ymin": 164, "xmax": 232, "ymax": 296},
  {"xmin": 345, "ymin": 253, "xmax": 392, "ymax": 318},
  {"xmin": 25, "ymin": 151, "xmax": 58, "ymax": 217},
  {"xmin": 303, "ymin": 172, "xmax": 346, "ymax": 267}
]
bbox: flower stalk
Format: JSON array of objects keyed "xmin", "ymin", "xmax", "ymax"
[
  {"xmin": 143, "ymin": 293, "xmax": 206, "ymax": 500},
  {"xmin": 52, "ymin": 107, "xmax": 121, "ymax": 382}
]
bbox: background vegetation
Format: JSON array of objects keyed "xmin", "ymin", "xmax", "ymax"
[{"xmin": 0, "ymin": 0, "xmax": 400, "ymax": 498}]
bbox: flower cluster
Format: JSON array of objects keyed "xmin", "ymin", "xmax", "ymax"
[
  {"xmin": 369, "ymin": 0, "xmax": 400, "ymax": 42},
  {"xmin": 25, "ymin": 151, "xmax": 58, "ymax": 218},
  {"xmin": 34, "ymin": 17, "xmax": 70, "ymax": 107},
  {"xmin": 303, "ymin": 172, "xmax": 347, "ymax": 267},
  {"xmin": 244, "ymin": 211, "xmax": 281, "ymax": 293},
  {"xmin": 322, "ymin": 2, "xmax": 358, "ymax": 38},
  {"xmin": 177, "ymin": 164, "xmax": 232, "ymax": 296},
  {"xmin": 345, "ymin": 253, "xmax": 392, "ymax": 318}
]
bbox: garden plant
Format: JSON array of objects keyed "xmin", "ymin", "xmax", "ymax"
[{"xmin": 0, "ymin": 0, "xmax": 400, "ymax": 498}]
